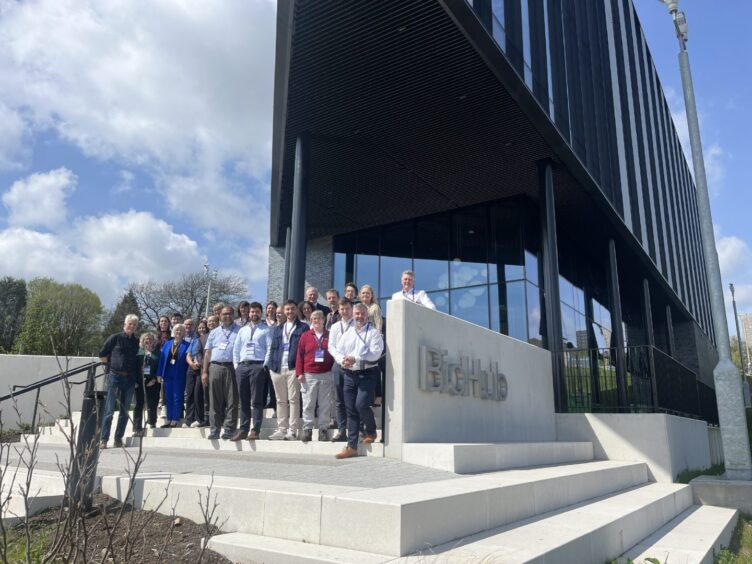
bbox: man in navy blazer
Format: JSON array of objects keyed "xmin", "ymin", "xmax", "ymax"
[{"xmin": 266, "ymin": 300, "xmax": 309, "ymax": 440}]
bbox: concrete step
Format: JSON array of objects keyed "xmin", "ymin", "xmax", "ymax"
[
  {"xmin": 1, "ymin": 469, "xmax": 67, "ymax": 528},
  {"xmin": 401, "ymin": 441, "xmax": 594, "ymax": 473},
  {"xmin": 102, "ymin": 460, "xmax": 649, "ymax": 557},
  {"xmin": 207, "ymin": 532, "xmax": 390, "ymax": 564},
  {"xmin": 400, "ymin": 482, "xmax": 693, "ymax": 562},
  {"xmin": 618, "ymin": 504, "xmax": 738, "ymax": 564},
  {"xmin": 127, "ymin": 435, "xmax": 384, "ymax": 456}
]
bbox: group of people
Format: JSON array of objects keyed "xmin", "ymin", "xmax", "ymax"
[{"xmin": 97, "ymin": 270, "xmax": 435, "ymax": 459}]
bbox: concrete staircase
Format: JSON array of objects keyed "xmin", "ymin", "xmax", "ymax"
[
  {"xmin": 32, "ymin": 411, "xmax": 738, "ymax": 563},
  {"xmin": 1, "ymin": 469, "xmax": 66, "ymax": 527}
]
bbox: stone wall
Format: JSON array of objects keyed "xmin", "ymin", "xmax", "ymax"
[{"xmin": 266, "ymin": 237, "xmax": 333, "ymax": 304}]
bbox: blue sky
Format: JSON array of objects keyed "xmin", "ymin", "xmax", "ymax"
[{"xmin": 0, "ymin": 0, "xmax": 750, "ymax": 336}]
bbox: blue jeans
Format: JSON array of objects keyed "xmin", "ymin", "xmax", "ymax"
[
  {"xmin": 101, "ymin": 372, "xmax": 135, "ymax": 442},
  {"xmin": 343, "ymin": 367, "xmax": 378, "ymax": 450}
]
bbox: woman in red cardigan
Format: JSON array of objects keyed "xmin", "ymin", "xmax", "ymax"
[{"xmin": 296, "ymin": 310, "xmax": 334, "ymax": 443}]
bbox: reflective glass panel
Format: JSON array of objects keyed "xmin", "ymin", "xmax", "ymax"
[
  {"xmin": 525, "ymin": 250, "xmax": 539, "ymax": 286},
  {"xmin": 561, "ymin": 303, "xmax": 578, "ymax": 349},
  {"xmin": 414, "ymin": 215, "xmax": 450, "ymax": 291},
  {"xmin": 573, "ymin": 284, "xmax": 585, "ymax": 315},
  {"xmin": 490, "ymin": 284, "xmax": 500, "ymax": 333},
  {"xmin": 427, "ymin": 290, "xmax": 450, "ymax": 315},
  {"xmin": 380, "ymin": 222, "xmax": 413, "ymax": 297},
  {"xmin": 526, "ymin": 282, "xmax": 543, "ymax": 347},
  {"xmin": 450, "ymin": 286, "xmax": 490, "ymax": 329},
  {"xmin": 501, "ymin": 281, "xmax": 527, "ymax": 341},
  {"xmin": 559, "ymin": 275, "xmax": 575, "ymax": 309},
  {"xmin": 490, "ymin": 204, "xmax": 524, "ymax": 284},
  {"xmin": 334, "ymin": 252, "xmax": 347, "ymax": 295},
  {"xmin": 451, "ymin": 208, "xmax": 488, "ymax": 288},
  {"xmin": 355, "ymin": 255, "xmax": 379, "ymax": 294}
]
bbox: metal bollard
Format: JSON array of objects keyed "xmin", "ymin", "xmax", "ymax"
[{"xmin": 66, "ymin": 388, "xmax": 106, "ymax": 511}]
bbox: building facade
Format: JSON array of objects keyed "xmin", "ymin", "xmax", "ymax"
[{"xmin": 267, "ymin": 0, "xmax": 717, "ymax": 421}]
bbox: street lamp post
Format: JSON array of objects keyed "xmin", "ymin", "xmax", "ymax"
[
  {"xmin": 658, "ymin": 0, "xmax": 752, "ymax": 479},
  {"xmin": 204, "ymin": 264, "xmax": 219, "ymax": 319}
]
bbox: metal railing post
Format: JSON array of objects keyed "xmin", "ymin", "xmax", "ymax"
[
  {"xmin": 31, "ymin": 387, "xmax": 41, "ymax": 434},
  {"xmin": 66, "ymin": 387, "xmax": 106, "ymax": 511}
]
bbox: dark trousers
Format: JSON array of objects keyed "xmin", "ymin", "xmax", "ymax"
[
  {"xmin": 133, "ymin": 378, "xmax": 146, "ymax": 432},
  {"xmin": 343, "ymin": 367, "xmax": 378, "ymax": 450},
  {"xmin": 264, "ymin": 371, "xmax": 276, "ymax": 409},
  {"xmin": 101, "ymin": 372, "xmax": 135, "ymax": 443},
  {"xmin": 145, "ymin": 380, "xmax": 161, "ymax": 426},
  {"xmin": 236, "ymin": 362, "xmax": 266, "ymax": 433},
  {"xmin": 184, "ymin": 367, "xmax": 202, "ymax": 424},
  {"xmin": 209, "ymin": 363, "xmax": 237, "ymax": 433},
  {"xmin": 332, "ymin": 364, "xmax": 347, "ymax": 431}
]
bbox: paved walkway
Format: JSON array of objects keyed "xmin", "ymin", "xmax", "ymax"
[{"xmin": 6, "ymin": 443, "xmax": 458, "ymax": 489}]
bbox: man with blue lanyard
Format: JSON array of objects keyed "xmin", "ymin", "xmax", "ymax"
[
  {"xmin": 390, "ymin": 270, "xmax": 436, "ymax": 309},
  {"xmin": 267, "ymin": 300, "xmax": 308, "ymax": 440},
  {"xmin": 201, "ymin": 306, "xmax": 240, "ymax": 440},
  {"xmin": 231, "ymin": 302, "xmax": 270, "ymax": 441},
  {"xmin": 327, "ymin": 298, "xmax": 353, "ymax": 442},
  {"xmin": 331, "ymin": 302, "xmax": 384, "ymax": 459}
]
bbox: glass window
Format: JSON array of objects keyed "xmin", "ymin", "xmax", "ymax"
[
  {"xmin": 501, "ymin": 281, "xmax": 527, "ymax": 341},
  {"xmin": 334, "ymin": 252, "xmax": 347, "ymax": 295},
  {"xmin": 380, "ymin": 222, "xmax": 413, "ymax": 297},
  {"xmin": 451, "ymin": 208, "xmax": 489, "ymax": 288},
  {"xmin": 490, "ymin": 284, "xmax": 500, "ymax": 333},
  {"xmin": 525, "ymin": 250, "xmax": 539, "ymax": 286},
  {"xmin": 355, "ymin": 255, "xmax": 379, "ymax": 293},
  {"xmin": 559, "ymin": 275, "xmax": 575, "ymax": 309},
  {"xmin": 561, "ymin": 303, "xmax": 578, "ymax": 349},
  {"xmin": 451, "ymin": 286, "xmax": 490, "ymax": 329},
  {"xmin": 414, "ymin": 215, "xmax": 450, "ymax": 291},
  {"xmin": 526, "ymin": 282, "xmax": 543, "ymax": 347},
  {"xmin": 427, "ymin": 290, "xmax": 450, "ymax": 315},
  {"xmin": 490, "ymin": 204, "xmax": 524, "ymax": 283},
  {"xmin": 573, "ymin": 285, "xmax": 585, "ymax": 315}
]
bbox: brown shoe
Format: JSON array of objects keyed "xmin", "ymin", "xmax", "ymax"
[
  {"xmin": 335, "ymin": 447, "xmax": 358, "ymax": 460},
  {"xmin": 362, "ymin": 434, "xmax": 377, "ymax": 444},
  {"xmin": 247, "ymin": 430, "xmax": 259, "ymax": 441},
  {"xmin": 229, "ymin": 430, "xmax": 248, "ymax": 442}
]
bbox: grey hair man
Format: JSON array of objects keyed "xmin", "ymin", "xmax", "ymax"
[{"xmin": 390, "ymin": 270, "xmax": 436, "ymax": 309}]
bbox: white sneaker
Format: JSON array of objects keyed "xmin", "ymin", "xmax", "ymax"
[
  {"xmin": 190, "ymin": 421, "xmax": 201, "ymax": 428},
  {"xmin": 269, "ymin": 429, "xmax": 287, "ymax": 440},
  {"xmin": 284, "ymin": 429, "xmax": 297, "ymax": 441}
]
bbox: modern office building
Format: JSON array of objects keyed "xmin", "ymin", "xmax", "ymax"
[{"xmin": 267, "ymin": 0, "xmax": 718, "ymax": 420}]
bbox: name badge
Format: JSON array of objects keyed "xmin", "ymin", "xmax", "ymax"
[
  {"xmin": 283, "ymin": 343, "xmax": 290, "ymax": 352},
  {"xmin": 143, "ymin": 365, "xmax": 151, "ymax": 375},
  {"xmin": 170, "ymin": 359, "xmax": 176, "ymax": 365},
  {"xmin": 218, "ymin": 342, "xmax": 228, "ymax": 350},
  {"xmin": 246, "ymin": 342, "xmax": 256, "ymax": 355},
  {"xmin": 314, "ymin": 349, "xmax": 325, "ymax": 363}
]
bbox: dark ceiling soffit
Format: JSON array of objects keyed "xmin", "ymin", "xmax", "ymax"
[
  {"xmin": 438, "ymin": 0, "xmax": 697, "ymax": 328},
  {"xmin": 270, "ymin": 0, "xmax": 295, "ymax": 248}
]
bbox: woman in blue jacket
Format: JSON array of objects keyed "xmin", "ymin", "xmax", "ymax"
[{"xmin": 157, "ymin": 323, "xmax": 190, "ymax": 428}]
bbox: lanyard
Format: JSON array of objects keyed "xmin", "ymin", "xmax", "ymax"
[
  {"xmin": 339, "ymin": 319, "xmax": 353, "ymax": 334},
  {"xmin": 221, "ymin": 326, "xmax": 233, "ymax": 341},
  {"xmin": 284, "ymin": 322, "xmax": 294, "ymax": 342},
  {"xmin": 313, "ymin": 331, "xmax": 326, "ymax": 350},
  {"xmin": 403, "ymin": 288, "xmax": 416, "ymax": 302},
  {"xmin": 249, "ymin": 323, "xmax": 257, "ymax": 343},
  {"xmin": 355, "ymin": 323, "xmax": 370, "ymax": 346}
]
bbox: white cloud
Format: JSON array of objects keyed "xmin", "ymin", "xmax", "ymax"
[
  {"xmin": 716, "ymin": 230, "xmax": 752, "ymax": 337},
  {"xmin": 2, "ymin": 168, "xmax": 76, "ymax": 229},
  {"xmin": 664, "ymin": 86, "xmax": 727, "ymax": 197},
  {"xmin": 0, "ymin": 0, "xmax": 275, "ymax": 235},
  {"xmin": 0, "ymin": 210, "xmax": 205, "ymax": 305},
  {"xmin": 0, "ymin": 103, "xmax": 29, "ymax": 170},
  {"xmin": 112, "ymin": 170, "xmax": 134, "ymax": 194}
]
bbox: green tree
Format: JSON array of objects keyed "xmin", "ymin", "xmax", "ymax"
[
  {"xmin": 102, "ymin": 290, "xmax": 143, "ymax": 339},
  {"xmin": 14, "ymin": 278, "xmax": 104, "ymax": 356},
  {"xmin": 0, "ymin": 276, "xmax": 26, "ymax": 353}
]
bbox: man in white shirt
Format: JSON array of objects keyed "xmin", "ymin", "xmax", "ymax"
[
  {"xmin": 390, "ymin": 270, "xmax": 436, "ymax": 309},
  {"xmin": 327, "ymin": 298, "xmax": 354, "ymax": 442},
  {"xmin": 331, "ymin": 303, "xmax": 384, "ymax": 459}
]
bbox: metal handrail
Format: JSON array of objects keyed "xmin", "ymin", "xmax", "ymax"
[{"xmin": 0, "ymin": 360, "xmax": 106, "ymax": 433}]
